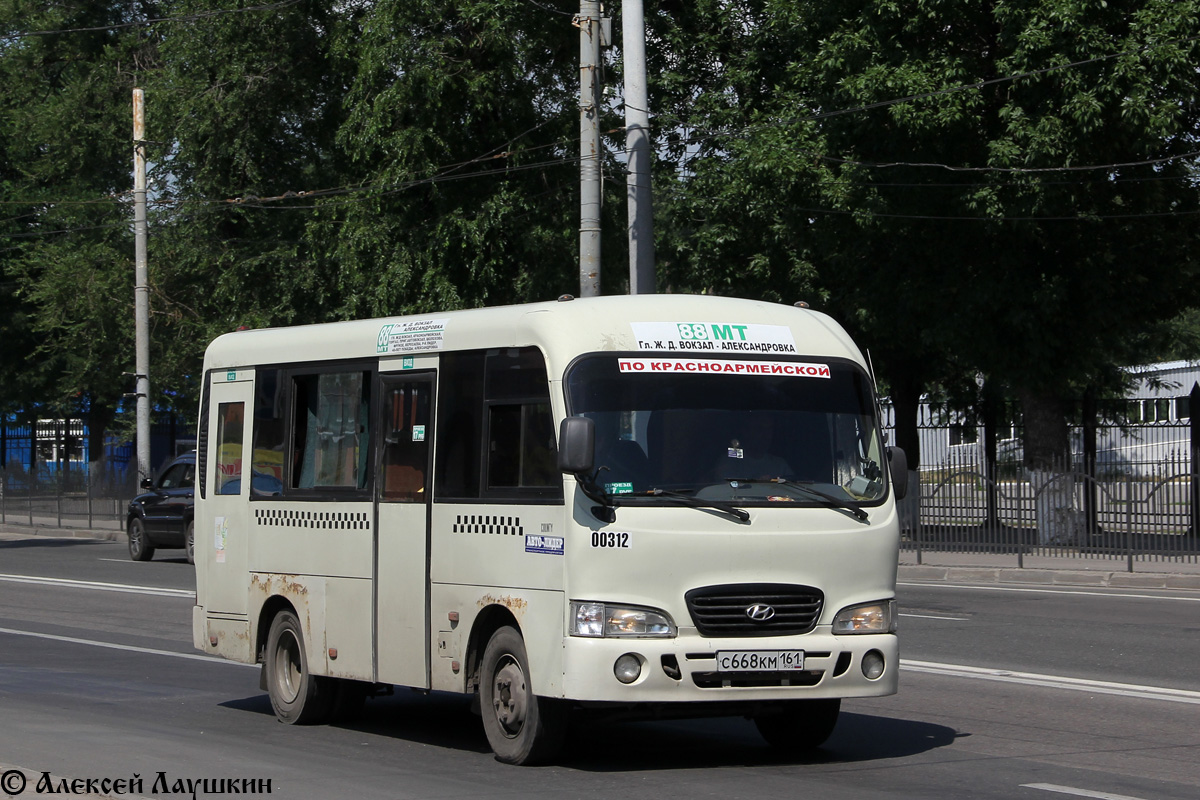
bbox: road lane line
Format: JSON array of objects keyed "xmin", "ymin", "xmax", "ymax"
[
  {"xmin": 0, "ymin": 626, "xmax": 256, "ymax": 668},
  {"xmin": 899, "ymin": 582, "xmax": 1200, "ymax": 603},
  {"xmin": 903, "ymin": 659, "xmax": 1200, "ymax": 705},
  {"xmin": 1021, "ymin": 782, "xmax": 1150, "ymax": 800},
  {"xmin": 2, "ymin": 620, "xmax": 1194, "ymax": 706},
  {"xmin": 0, "ymin": 573, "xmax": 193, "ymax": 598}
]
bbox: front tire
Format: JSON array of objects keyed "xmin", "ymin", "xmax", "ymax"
[
  {"xmin": 128, "ymin": 517, "xmax": 154, "ymax": 562},
  {"xmin": 754, "ymin": 698, "xmax": 841, "ymax": 751},
  {"xmin": 479, "ymin": 626, "xmax": 567, "ymax": 765},
  {"xmin": 264, "ymin": 609, "xmax": 334, "ymax": 724}
]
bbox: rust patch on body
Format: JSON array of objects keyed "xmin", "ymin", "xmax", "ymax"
[
  {"xmin": 250, "ymin": 572, "xmax": 309, "ymax": 597},
  {"xmin": 477, "ymin": 594, "xmax": 529, "ymax": 617}
]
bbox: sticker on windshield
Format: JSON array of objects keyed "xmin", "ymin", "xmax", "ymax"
[
  {"xmin": 631, "ymin": 322, "xmax": 797, "ymax": 353},
  {"xmin": 618, "ymin": 358, "xmax": 831, "ymax": 378},
  {"xmin": 605, "ymin": 482, "xmax": 634, "ymax": 495},
  {"xmin": 377, "ymin": 318, "xmax": 449, "ymax": 354}
]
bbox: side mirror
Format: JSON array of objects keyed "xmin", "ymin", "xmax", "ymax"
[
  {"xmin": 140, "ymin": 478, "xmax": 154, "ymax": 491},
  {"xmin": 558, "ymin": 416, "xmax": 595, "ymax": 475},
  {"xmin": 887, "ymin": 446, "xmax": 909, "ymax": 500}
]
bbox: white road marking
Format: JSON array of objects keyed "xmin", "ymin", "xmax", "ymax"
[
  {"xmin": 903, "ymin": 659, "xmax": 1200, "ymax": 705},
  {"xmin": 1021, "ymin": 782, "xmax": 1151, "ymax": 800},
  {"xmin": 0, "ymin": 573, "xmax": 193, "ymax": 598},
  {"xmin": 0, "ymin": 626, "xmax": 255, "ymax": 668},
  {"xmin": 899, "ymin": 581, "xmax": 1200, "ymax": 603},
  {"xmin": 1, "ymin": 619, "xmax": 1194, "ymax": 707}
]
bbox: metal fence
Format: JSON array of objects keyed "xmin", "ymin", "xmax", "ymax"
[
  {"xmin": 0, "ymin": 418, "xmax": 193, "ymax": 532},
  {"xmin": 0, "ymin": 461, "xmax": 134, "ymax": 530},
  {"xmin": 5, "ymin": 404, "xmax": 1200, "ymax": 566},
  {"xmin": 887, "ymin": 401, "xmax": 1200, "ymax": 567}
]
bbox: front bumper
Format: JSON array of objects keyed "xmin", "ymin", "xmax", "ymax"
[{"xmin": 560, "ymin": 627, "xmax": 898, "ymax": 703}]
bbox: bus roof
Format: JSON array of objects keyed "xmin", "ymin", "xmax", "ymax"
[{"xmin": 202, "ymin": 294, "xmax": 866, "ymax": 377}]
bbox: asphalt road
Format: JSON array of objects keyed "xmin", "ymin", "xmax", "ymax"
[{"xmin": 1, "ymin": 534, "xmax": 1198, "ymax": 800}]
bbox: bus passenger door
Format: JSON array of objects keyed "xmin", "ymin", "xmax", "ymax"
[
  {"xmin": 199, "ymin": 373, "xmax": 253, "ymax": 616},
  {"xmin": 375, "ymin": 373, "xmax": 434, "ymax": 688}
]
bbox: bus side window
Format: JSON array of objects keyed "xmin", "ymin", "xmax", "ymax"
[
  {"xmin": 252, "ymin": 369, "xmax": 286, "ymax": 496},
  {"xmin": 434, "ymin": 351, "xmax": 485, "ymax": 499},
  {"xmin": 434, "ymin": 347, "xmax": 562, "ymax": 501},
  {"xmin": 214, "ymin": 402, "xmax": 245, "ymax": 495},
  {"xmin": 292, "ymin": 370, "xmax": 371, "ymax": 490},
  {"xmin": 487, "ymin": 401, "xmax": 557, "ymax": 490}
]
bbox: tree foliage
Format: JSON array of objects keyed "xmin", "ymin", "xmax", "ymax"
[
  {"xmin": 2, "ymin": 0, "xmax": 1199, "ymax": 472},
  {"xmin": 647, "ymin": 0, "xmax": 1200, "ymax": 467},
  {"xmin": 0, "ymin": 1, "xmax": 162, "ymax": 448}
]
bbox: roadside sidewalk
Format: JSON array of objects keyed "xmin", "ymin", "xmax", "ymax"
[
  {"xmin": 899, "ymin": 550, "xmax": 1200, "ymax": 590},
  {"xmin": 0, "ymin": 520, "xmax": 120, "ymax": 542}
]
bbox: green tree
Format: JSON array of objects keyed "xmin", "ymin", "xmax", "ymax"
[
  {"xmin": 0, "ymin": 1, "xmax": 164, "ymax": 464},
  {"xmin": 650, "ymin": 0, "xmax": 1200, "ymax": 495},
  {"xmin": 302, "ymin": 0, "xmax": 605, "ymax": 317},
  {"xmin": 150, "ymin": 0, "xmax": 355, "ymax": 346},
  {"xmin": 152, "ymin": 0, "xmax": 609, "ymax": 388}
]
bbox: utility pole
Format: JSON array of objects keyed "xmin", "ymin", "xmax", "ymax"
[
  {"xmin": 132, "ymin": 89, "xmax": 151, "ymax": 484},
  {"xmin": 578, "ymin": 1, "xmax": 603, "ymax": 297},
  {"xmin": 622, "ymin": 0, "xmax": 654, "ymax": 294}
]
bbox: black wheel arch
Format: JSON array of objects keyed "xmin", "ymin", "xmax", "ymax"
[
  {"xmin": 256, "ymin": 596, "xmax": 299, "ymax": 665},
  {"xmin": 466, "ymin": 605, "xmax": 521, "ymax": 693}
]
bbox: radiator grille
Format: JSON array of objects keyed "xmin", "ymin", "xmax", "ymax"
[{"xmin": 685, "ymin": 584, "xmax": 823, "ymax": 637}]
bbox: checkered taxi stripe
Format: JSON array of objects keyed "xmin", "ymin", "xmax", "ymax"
[
  {"xmin": 452, "ymin": 514, "xmax": 523, "ymax": 536},
  {"xmin": 254, "ymin": 509, "xmax": 371, "ymax": 530}
]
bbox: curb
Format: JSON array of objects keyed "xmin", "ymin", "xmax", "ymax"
[
  {"xmin": 0, "ymin": 524, "xmax": 121, "ymax": 542},
  {"xmin": 899, "ymin": 563, "xmax": 1200, "ymax": 591}
]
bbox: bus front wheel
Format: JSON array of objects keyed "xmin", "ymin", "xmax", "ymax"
[
  {"xmin": 754, "ymin": 698, "xmax": 841, "ymax": 751},
  {"xmin": 479, "ymin": 625, "xmax": 567, "ymax": 765},
  {"xmin": 265, "ymin": 609, "xmax": 334, "ymax": 724}
]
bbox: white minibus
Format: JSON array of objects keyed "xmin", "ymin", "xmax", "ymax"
[{"xmin": 192, "ymin": 294, "xmax": 906, "ymax": 764}]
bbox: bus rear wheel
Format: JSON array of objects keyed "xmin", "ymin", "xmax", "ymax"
[
  {"xmin": 479, "ymin": 625, "xmax": 567, "ymax": 765},
  {"xmin": 754, "ymin": 698, "xmax": 841, "ymax": 751},
  {"xmin": 265, "ymin": 609, "xmax": 334, "ymax": 724}
]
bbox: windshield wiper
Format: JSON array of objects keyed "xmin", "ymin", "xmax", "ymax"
[
  {"xmin": 723, "ymin": 477, "xmax": 870, "ymax": 523},
  {"xmin": 639, "ymin": 488, "xmax": 751, "ymax": 524}
]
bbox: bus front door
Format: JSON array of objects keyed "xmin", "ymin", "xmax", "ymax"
[{"xmin": 375, "ymin": 373, "xmax": 434, "ymax": 688}]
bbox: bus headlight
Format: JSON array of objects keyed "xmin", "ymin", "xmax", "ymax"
[
  {"xmin": 832, "ymin": 600, "xmax": 896, "ymax": 634},
  {"xmin": 570, "ymin": 602, "xmax": 676, "ymax": 638}
]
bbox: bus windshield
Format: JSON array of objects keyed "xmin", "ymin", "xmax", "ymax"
[{"xmin": 564, "ymin": 355, "xmax": 887, "ymax": 506}]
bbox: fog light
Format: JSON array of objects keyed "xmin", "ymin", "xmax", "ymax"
[
  {"xmin": 614, "ymin": 653, "xmax": 642, "ymax": 684},
  {"xmin": 862, "ymin": 649, "xmax": 885, "ymax": 680}
]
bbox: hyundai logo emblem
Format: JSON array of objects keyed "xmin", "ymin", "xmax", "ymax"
[{"xmin": 746, "ymin": 603, "xmax": 776, "ymax": 622}]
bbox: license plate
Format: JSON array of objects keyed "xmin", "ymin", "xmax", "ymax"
[{"xmin": 716, "ymin": 650, "xmax": 805, "ymax": 672}]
